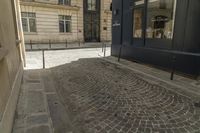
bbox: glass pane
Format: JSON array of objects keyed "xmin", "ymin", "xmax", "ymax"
[
  {"xmin": 22, "ymin": 18, "xmax": 28, "ymax": 32},
  {"xmin": 28, "ymin": 13, "xmax": 35, "ymax": 17},
  {"xmin": 87, "ymin": 0, "xmax": 92, "ymax": 10},
  {"xmin": 59, "ymin": 21, "xmax": 64, "ymax": 32},
  {"xmin": 58, "ymin": 0, "xmax": 63, "ymax": 5},
  {"xmin": 146, "ymin": 0, "xmax": 176, "ymax": 39},
  {"xmin": 65, "ymin": 21, "xmax": 71, "ymax": 32},
  {"xmin": 65, "ymin": 16, "xmax": 71, "ymax": 20},
  {"xmin": 135, "ymin": 0, "xmax": 144, "ymax": 6},
  {"xmin": 88, "ymin": 0, "xmax": 96, "ymax": 11},
  {"xmin": 59, "ymin": 15, "xmax": 64, "ymax": 20},
  {"xmin": 133, "ymin": 9, "xmax": 143, "ymax": 38},
  {"xmin": 21, "ymin": 12, "xmax": 27, "ymax": 17},
  {"xmin": 66, "ymin": 0, "xmax": 71, "ymax": 5},
  {"xmin": 29, "ymin": 18, "xmax": 36, "ymax": 32},
  {"xmin": 91, "ymin": 0, "xmax": 96, "ymax": 11}
]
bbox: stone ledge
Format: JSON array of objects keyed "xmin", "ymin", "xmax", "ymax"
[{"xmin": 0, "ymin": 48, "xmax": 8, "ymax": 61}]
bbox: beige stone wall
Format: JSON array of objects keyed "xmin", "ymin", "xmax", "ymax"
[
  {"xmin": 20, "ymin": 0, "xmax": 111, "ymax": 43},
  {"xmin": 0, "ymin": 0, "xmax": 24, "ymax": 132},
  {"xmin": 101, "ymin": 0, "xmax": 112, "ymax": 42},
  {"xmin": 20, "ymin": 1, "xmax": 84, "ymax": 43}
]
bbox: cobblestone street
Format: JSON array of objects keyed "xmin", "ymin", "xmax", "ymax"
[
  {"xmin": 13, "ymin": 57, "xmax": 200, "ymax": 133},
  {"xmin": 50, "ymin": 58, "xmax": 200, "ymax": 133}
]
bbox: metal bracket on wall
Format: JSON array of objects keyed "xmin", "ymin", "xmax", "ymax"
[{"xmin": 16, "ymin": 39, "xmax": 22, "ymax": 46}]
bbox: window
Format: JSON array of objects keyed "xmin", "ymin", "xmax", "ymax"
[
  {"xmin": 87, "ymin": 0, "xmax": 96, "ymax": 11},
  {"xmin": 146, "ymin": 0, "xmax": 176, "ymax": 39},
  {"xmin": 133, "ymin": 0, "xmax": 144, "ymax": 38},
  {"xmin": 59, "ymin": 15, "xmax": 71, "ymax": 33},
  {"xmin": 21, "ymin": 12, "xmax": 36, "ymax": 32},
  {"xmin": 58, "ymin": 0, "xmax": 71, "ymax": 5}
]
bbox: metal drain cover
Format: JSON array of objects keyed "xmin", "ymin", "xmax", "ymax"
[{"xmin": 194, "ymin": 102, "xmax": 200, "ymax": 108}]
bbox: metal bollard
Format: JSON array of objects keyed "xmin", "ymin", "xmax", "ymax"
[
  {"xmin": 170, "ymin": 55, "xmax": 176, "ymax": 80},
  {"xmin": 79, "ymin": 40, "xmax": 81, "ymax": 47},
  {"xmin": 118, "ymin": 45, "xmax": 122, "ymax": 62},
  {"xmin": 30, "ymin": 40, "xmax": 33, "ymax": 50},
  {"xmin": 104, "ymin": 43, "xmax": 106, "ymax": 57},
  {"xmin": 102, "ymin": 42, "xmax": 104, "ymax": 52},
  {"xmin": 42, "ymin": 50, "xmax": 45, "ymax": 69},
  {"xmin": 49, "ymin": 40, "xmax": 51, "ymax": 49},
  {"xmin": 65, "ymin": 40, "xmax": 68, "ymax": 48}
]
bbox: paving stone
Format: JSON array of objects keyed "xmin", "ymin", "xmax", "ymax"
[
  {"xmin": 46, "ymin": 93, "xmax": 73, "ymax": 133},
  {"xmin": 26, "ymin": 90, "xmax": 46, "ymax": 114},
  {"xmin": 49, "ymin": 58, "xmax": 200, "ymax": 133},
  {"xmin": 26, "ymin": 114, "xmax": 49, "ymax": 127},
  {"xmin": 26, "ymin": 125, "xmax": 49, "ymax": 133},
  {"xmin": 25, "ymin": 83, "xmax": 43, "ymax": 90}
]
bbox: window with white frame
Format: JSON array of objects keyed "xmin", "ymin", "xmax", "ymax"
[
  {"xmin": 21, "ymin": 12, "xmax": 36, "ymax": 32},
  {"xmin": 59, "ymin": 15, "xmax": 71, "ymax": 33},
  {"xmin": 58, "ymin": 0, "xmax": 71, "ymax": 5}
]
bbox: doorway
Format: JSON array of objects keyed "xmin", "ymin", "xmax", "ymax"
[{"xmin": 84, "ymin": 0, "xmax": 100, "ymax": 42}]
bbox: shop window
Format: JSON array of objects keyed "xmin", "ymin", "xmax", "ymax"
[
  {"xmin": 133, "ymin": 0, "xmax": 144, "ymax": 38},
  {"xmin": 59, "ymin": 15, "xmax": 71, "ymax": 33},
  {"xmin": 21, "ymin": 12, "xmax": 36, "ymax": 32},
  {"xmin": 146, "ymin": 0, "xmax": 176, "ymax": 39},
  {"xmin": 87, "ymin": 0, "xmax": 96, "ymax": 11}
]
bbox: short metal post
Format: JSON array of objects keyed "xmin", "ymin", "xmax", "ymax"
[
  {"xmin": 30, "ymin": 40, "xmax": 33, "ymax": 50},
  {"xmin": 42, "ymin": 50, "xmax": 45, "ymax": 69},
  {"xmin": 65, "ymin": 40, "xmax": 68, "ymax": 48},
  {"xmin": 104, "ymin": 43, "xmax": 106, "ymax": 57},
  {"xmin": 102, "ymin": 42, "xmax": 104, "ymax": 52},
  {"xmin": 170, "ymin": 56, "xmax": 176, "ymax": 80},
  {"xmin": 49, "ymin": 40, "xmax": 51, "ymax": 49},
  {"xmin": 118, "ymin": 45, "xmax": 122, "ymax": 62},
  {"xmin": 79, "ymin": 40, "xmax": 81, "ymax": 47}
]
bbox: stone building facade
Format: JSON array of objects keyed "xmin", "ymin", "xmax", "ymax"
[
  {"xmin": 0, "ymin": 0, "xmax": 25, "ymax": 132},
  {"xmin": 20, "ymin": 0, "xmax": 112, "ymax": 43}
]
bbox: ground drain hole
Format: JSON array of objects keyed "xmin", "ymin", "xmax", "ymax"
[{"xmin": 194, "ymin": 102, "xmax": 200, "ymax": 108}]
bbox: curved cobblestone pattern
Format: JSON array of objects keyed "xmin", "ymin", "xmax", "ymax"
[{"xmin": 51, "ymin": 58, "xmax": 200, "ymax": 133}]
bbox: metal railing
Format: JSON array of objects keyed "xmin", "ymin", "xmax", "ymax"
[
  {"xmin": 31, "ymin": 41, "xmax": 111, "ymax": 69},
  {"xmin": 26, "ymin": 40, "xmax": 111, "ymax": 51}
]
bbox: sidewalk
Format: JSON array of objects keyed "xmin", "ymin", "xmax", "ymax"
[
  {"xmin": 25, "ymin": 47, "xmax": 111, "ymax": 69},
  {"xmin": 104, "ymin": 56, "xmax": 200, "ymax": 100}
]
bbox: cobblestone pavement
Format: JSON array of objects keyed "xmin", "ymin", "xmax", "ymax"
[{"xmin": 50, "ymin": 58, "xmax": 200, "ymax": 133}]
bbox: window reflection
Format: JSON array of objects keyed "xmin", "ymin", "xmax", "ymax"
[
  {"xmin": 146, "ymin": 0, "xmax": 176, "ymax": 39},
  {"xmin": 133, "ymin": 9, "xmax": 143, "ymax": 38},
  {"xmin": 133, "ymin": 0, "xmax": 144, "ymax": 38},
  {"xmin": 135, "ymin": 0, "xmax": 144, "ymax": 6}
]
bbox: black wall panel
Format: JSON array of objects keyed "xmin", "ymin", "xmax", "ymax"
[
  {"xmin": 183, "ymin": 0, "xmax": 200, "ymax": 53},
  {"xmin": 111, "ymin": 0, "xmax": 200, "ymax": 77},
  {"xmin": 112, "ymin": 0, "xmax": 123, "ymax": 45},
  {"xmin": 173, "ymin": 0, "xmax": 188, "ymax": 51}
]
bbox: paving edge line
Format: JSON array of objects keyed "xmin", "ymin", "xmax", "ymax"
[{"xmin": 102, "ymin": 57, "xmax": 200, "ymax": 101}]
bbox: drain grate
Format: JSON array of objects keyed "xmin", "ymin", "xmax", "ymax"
[{"xmin": 194, "ymin": 102, "xmax": 200, "ymax": 108}]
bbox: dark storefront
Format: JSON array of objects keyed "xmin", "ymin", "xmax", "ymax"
[{"xmin": 111, "ymin": 0, "xmax": 200, "ymax": 77}]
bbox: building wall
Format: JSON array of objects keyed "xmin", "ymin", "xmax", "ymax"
[
  {"xmin": 20, "ymin": 0, "xmax": 112, "ymax": 43},
  {"xmin": 0, "ymin": 0, "xmax": 25, "ymax": 132},
  {"xmin": 100, "ymin": 0, "xmax": 112, "ymax": 42},
  {"xmin": 112, "ymin": 0, "xmax": 200, "ymax": 77}
]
